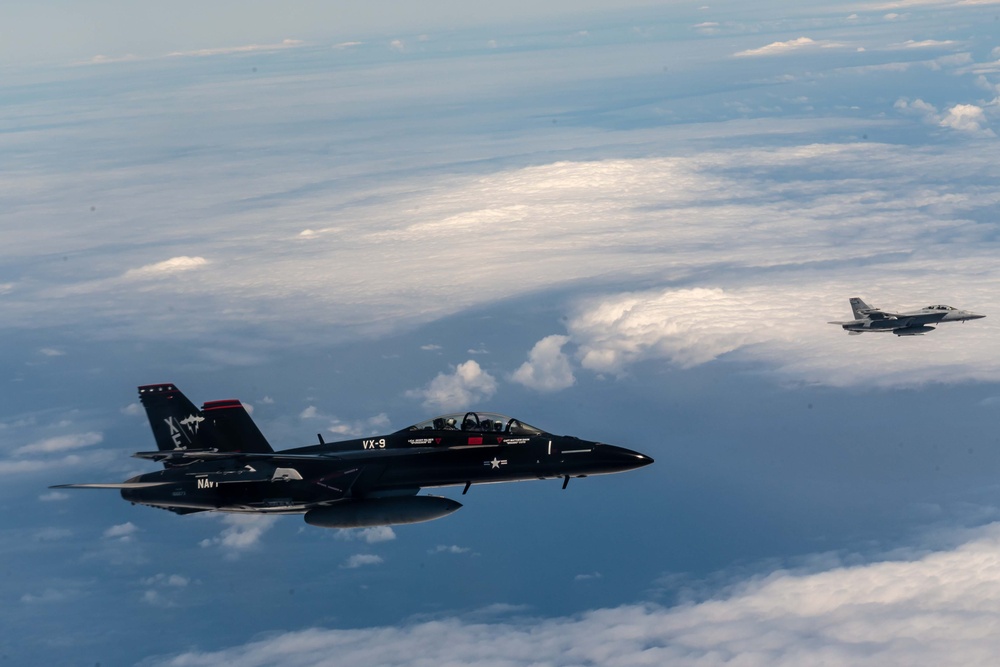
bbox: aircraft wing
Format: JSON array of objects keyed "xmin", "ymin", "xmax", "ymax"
[
  {"xmin": 132, "ymin": 449, "xmax": 320, "ymax": 463},
  {"xmin": 50, "ymin": 482, "xmax": 174, "ymax": 489},
  {"xmin": 131, "ymin": 447, "xmax": 445, "ymax": 463}
]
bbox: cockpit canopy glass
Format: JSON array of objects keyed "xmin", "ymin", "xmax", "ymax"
[
  {"xmin": 403, "ymin": 412, "xmax": 546, "ymax": 436},
  {"xmin": 927, "ymin": 305, "xmax": 955, "ymax": 310}
]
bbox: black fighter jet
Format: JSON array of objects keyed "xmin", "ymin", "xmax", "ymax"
[{"xmin": 53, "ymin": 384, "xmax": 653, "ymax": 528}]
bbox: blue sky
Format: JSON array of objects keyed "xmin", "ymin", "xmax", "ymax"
[{"xmin": 3, "ymin": 1, "xmax": 1000, "ymax": 664}]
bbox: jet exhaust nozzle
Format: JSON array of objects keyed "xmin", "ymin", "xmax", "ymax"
[{"xmin": 304, "ymin": 495, "xmax": 462, "ymax": 528}]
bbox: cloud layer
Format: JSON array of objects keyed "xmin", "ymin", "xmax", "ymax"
[
  {"xmin": 10, "ymin": 139, "xmax": 998, "ymax": 390},
  {"xmin": 555, "ymin": 281, "xmax": 1000, "ymax": 387},
  {"xmin": 153, "ymin": 523, "xmax": 1000, "ymax": 666},
  {"xmin": 734, "ymin": 37, "xmax": 845, "ymax": 57}
]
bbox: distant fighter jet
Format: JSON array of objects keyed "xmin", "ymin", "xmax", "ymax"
[
  {"xmin": 829, "ymin": 297, "xmax": 985, "ymax": 336},
  {"xmin": 53, "ymin": 384, "xmax": 653, "ymax": 528}
]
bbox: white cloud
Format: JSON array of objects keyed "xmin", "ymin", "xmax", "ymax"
[
  {"xmin": 939, "ymin": 104, "xmax": 994, "ymax": 134},
  {"xmin": 571, "ymin": 287, "xmax": 778, "ymax": 373},
  {"xmin": 140, "ymin": 574, "xmax": 190, "ymax": 607},
  {"xmin": 328, "ymin": 413, "xmax": 391, "ymax": 438},
  {"xmin": 894, "ymin": 96, "xmax": 940, "ymax": 121},
  {"xmin": 21, "ymin": 589, "xmax": 74, "ymax": 604},
  {"xmin": 335, "ymin": 526, "xmax": 396, "ymax": 544},
  {"xmin": 895, "ymin": 39, "xmax": 956, "ymax": 48},
  {"xmin": 864, "ymin": 0, "xmax": 999, "ymax": 8},
  {"xmin": 103, "ymin": 522, "xmax": 138, "ymax": 541},
  {"xmin": 15, "ymin": 431, "xmax": 103, "ymax": 456},
  {"xmin": 521, "ymin": 278, "xmax": 1000, "ymax": 388},
  {"xmin": 167, "ymin": 39, "xmax": 303, "ymax": 58},
  {"xmin": 300, "ymin": 405, "xmax": 390, "ymax": 436},
  {"xmin": 0, "ymin": 450, "xmax": 116, "ymax": 476},
  {"xmin": 39, "ymin": 491, "xmax": 69, "ymax": 502},
  {"xmin": 10, "ymin": 144, "xmax": 997, "ymax": 390},
  {"xmin": 511, "ymin": 335, "xmax": 575, "ymax": 391},
  {"xmin": 123, "ymin": 256, "xmax": 208, "ymax": 280},
  {"xmin": 895, "ymin": 96, "xmax": 994, "ymax": 134},
  {"xmin": 34, "ymin": 527, "xmax": 73, "ymax": 541},
  {"xmin": 574, "ymin": 571, "xmax": 603, "ymax": 581},
  {"xmin": 142, "ymin": 573, "xmax": 190, "ymax": 588},
  {"xmin": 341, "ymin": 554, "xmax": 384, "ymax": 569},
  {"xmin": 734, "ymin": 37, "xmax": 845, "ymax": 57},
  {"xmin": 150, "ymin": 523, "xmax": 1000, "ymax": 666},
  {"xmin": 7, "ymin": 141, "xmax": 1000, "ymax": 385},
  {"xmin": 5, "ymin": 461, "xmax": 49, "ymax": 478},
  {"xmin": 75, "ymin": 47, "xmax": 297, "ymax": 66},
  {"xmin": 38, "ymin": 347, "xmax": 65, "ymax": 357},
  {"xmin": 406, "ymin": 360, "xmax": 497, "ymax": 410},
  {"xmin": 199, "ymin": 515, "xmax": 278, "ymax": 557},
  {"xmin": 83, "ymin": 53, "xmax": 140, "ymax": 65},
  {"xmin": 121, "ymin": 402, "xmax": 142, "ymax": 416},
  {"xmin": 428, "ymin": 544, "xmax": 472, "ymax": 555},
  {"xmin": 142, "ymin": 590, "xmax": 175, "ymax": 607}
]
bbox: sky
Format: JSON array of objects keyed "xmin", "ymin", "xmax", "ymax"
[{"xmin": 2, "ymin": 0, "xmax": 1000, "ymax": 664}]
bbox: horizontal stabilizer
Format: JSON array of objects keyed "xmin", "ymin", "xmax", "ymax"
[
  {"xmin": 50, "ymin": 482, "xmax": 173, "ymax": 490},
  {"xmin": 133, "ymin": 449, "xmax": 224, "ymax": 462},
  {"xmin": 132, "ymin": 446, "xmax": 440, "ymax": 463},
  {"xmin": 132, "ymin": 449, "xmax": 332, "ymax": 462}
]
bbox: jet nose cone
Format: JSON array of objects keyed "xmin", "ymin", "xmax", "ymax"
[
  {"xmin": 597, "ymin": 444, "xmax": 654, "ymax": 470},
  {"xmin": 967, "ymin": 312, "xmax": 986, "ymax": 320}
]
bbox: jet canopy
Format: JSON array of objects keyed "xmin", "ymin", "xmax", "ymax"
[
  {"xmin": 926, "ymin": 305, "xmax": 956, "ymax": 310},
  {"xmin": 404, "ymin": 412, "xmax": 546, "ymax": 436}
]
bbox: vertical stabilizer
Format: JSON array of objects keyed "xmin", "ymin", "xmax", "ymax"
[
  {"xmin": 201, "ymin": 400, "xmax": 273, "ymax": 453},
  {"xmin": 849, "ymin": 297, "xmax": 874, "ymax": 320},
  {"xmin": 138, "ymin": 384, "xmax": 207, "ymax": 451},
  {"xmin": 137, "ymin": 384, "xmax": 274, "ymax": 454}
]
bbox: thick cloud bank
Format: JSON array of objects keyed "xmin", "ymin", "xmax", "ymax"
[
  {"xmin": 153, "ymin": 523, "xmax": 1000, "ymax": 666},
  {"xmin": 560, "ymin": 282, "xmax": 999, "ymax": 387}
]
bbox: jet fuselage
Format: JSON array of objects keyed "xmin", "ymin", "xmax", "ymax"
[
  {"xmin": 120, "ymin": 428, "xmax": 650, "ymax": 514},
  {"xmin": 54, "ymin": 386, "xmax": 653, "ymax": 528}
]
